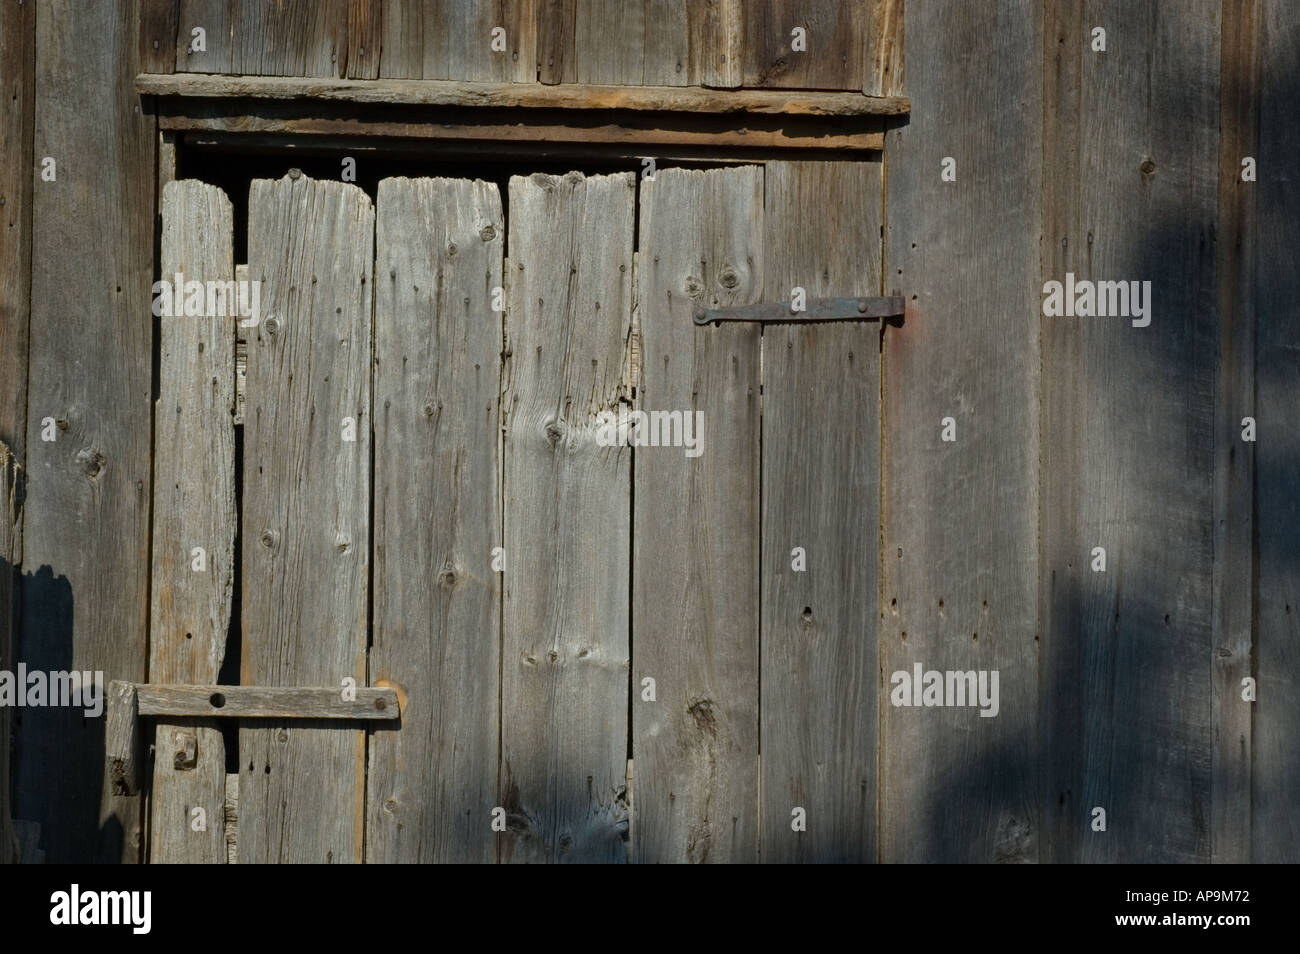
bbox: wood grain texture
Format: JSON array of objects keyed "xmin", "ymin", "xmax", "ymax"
[
  {"xmin": 743, "ymin": 0, "xmax": 865, "ymax": 90},
  {"xmin": 760, "ymin": 160, "xmax": 879, "ymax": 863},
  {"xmin": 882, "ymin": 0, "xmax": 1040, "ymax": 863},
  {"xmin": 0, "ymin": 444, "xmax": 17, "ymax": 863},
  {"xmin": 140, "ymin": 0, "xmax": 179, "ymax": 73},
  {"xmin": 239, "ymin": 174, "xmax": 373, "ymax": 863},
  {"xmin": 346, "ymin": 0, "xmax": 382, "ymax": 78},
  {"xmin": 137, "ymin": 72, "xmax": 909, "ymax": 114},
  {"xmin": 421, "ymin": 0, "xmax": 538, "ymax": 83},
  {"xmin": 633, "ymin": 166, "xmax": 762, "ymax": 863},
  {"xmin": 1041, "ymin": 0, "xmax": 1217, "ymax": 863},
  {"xmin": 1253, "ymin": 0, "xmax": 1299, "ymax": 864},
  {"xmin": 1212, "ymin": 0, "xmax": 1260, "ymax": 865},
  {"xmin": 0, "ymin": 0, "xmax": 34, "ymax": 475},
  {"xmin": 575, "ymin": 0, "xmax": 645, "ymax": 84},
  {"xmin": 18, "ymin": 0, "xmax": 154, "ymax": 864},
  {"xmin": 366, "ymin": 177, "xmax": 503, "ymax": 863},
  {"xmin": 378, "ymin": 0, "xmax": 425, "ymax": 78},
  {"xmin": 149, "ymin": 180, "xmax": 236, "ymax": 864},
  {"xmin": 105, "ymin": 681, "xmax": 142, "ymax": 798},
  {"xmin": 536, "ymin": 0, "xmax": 576, "ymax": 83},
  {"xmin": 643, "ymin": 0, "xmax": 690, "ymax": 85},
  {"xmin": 137, "ymin": 684, "xmax": 399, "ymax": 717},
  {"xmin": 160, "ymin": 108, "xmax": 884, "ymax": 152},
  {"xmin": 501, "ymin": 171, "xmax": 634, "ymax": 863},
  {"xmin": 177, "ymin": 0, "xmax": 234, "ymax": 73},
  {"xmin": 688, "ymin": 0, "xmax": 743, "ymax": 87},
  {"xmin": 233, "ymin": 0, "xmax": 344, "ymax": 77},
  {"xmin": 865, "ymin": 0, "xmax": 902, "ymax": 96}
]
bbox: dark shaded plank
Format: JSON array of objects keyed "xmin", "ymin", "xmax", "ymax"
[
  {"xmin": 1212, "ymin": 0, "xmax": 1260, "ymax": 865},
  {"xmin": 501, "ymin": 171, "xmax": 634, "ymax": 863},
  {"xmin": 575, "ymin": 0, "xmax": 644, "ymax": 84},
  {"xmin": 378, "ymin": 0, "xmax": 425, "ymax": 78},
  {"xmin": 17, "ymin": 0, "xmax": 154, "ymax": 865},
  {"xmin": 239, "ymin": 174, "xmax": 373, "ymax": 863},
  {"xmin": 537, "ymin": 0, "xmax": 576, "ymax": 84},
  {"xmin": 760, "ymin": 160, "xmax": 879, "ymax": 862},
  {"xmin": 1040, "ymin": 0, "xmax": 1217, "ymax": 863},
  {"xmin": 633, "ymin": 166, "xmax": 762, "ymax": 862},
  {"xmin": 743, "ymin": 1, "xmax": 866, "ymax": 90},
  {"xmin": 0, "ymin": 0, "xmax": 34, "ymax": 470},
  {"xmin": 346, "ymin": 0, "xmax": 382, "ymax": 78},
  {"xmin": 149, "ymin": 180, "xmax": 236, "ymax": 863},
  {"xmin": 367, "ymin": 177, "xmax": 503, "ymax": 863},
  {"xmin": 1253, "ymin": 0, "xmax": 1300, "ymax": 863},
  {"xmin": 882, "ymin": 0, "xmax": 1040, "ymax": 863},
  {"xmin": 140, "ymin": 0, "xmax": 178, "ymax": 73},
  {"xmin": 0, "ymin": 444, "xmax": 17, "ymax": 863},
  {"xmin": 177, "ymin": 0, "xmax": 233, "ymax": 73}
]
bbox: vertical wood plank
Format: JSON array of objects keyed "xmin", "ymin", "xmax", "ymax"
[
  {"xmin": 140, "ymin": 0, "xmax": 179, "ymax": 73},
  {"xmin": 743, "ymin": 0, "xmax": 866, "ymax": 90},
  {"xmin": 882, "ymin": 0, "xmax": 1041, "ymax": 863},
  {"xmin": 1, "ymin": 444, "xmax": 18, "ymax": 863},
  {"xmin": 18, "ymin": 0, "xmax": 154, "ymax": 864},
  {"xmin": 1041, "ymin": 0, "xmax": 1217, "ymax": 862},
  {"xmin": 643, "ymin": 0, "xmax": 690, "ymax": 86},
  {"xmin": 378, "ymin": 0, "xmax": 425, "ymax": 77},
  {"xmin": 233, "ymin": 0, "xmax": 344, "ymax": 77},
  {"xmin": 501, "ymin": 171, "xmax": 634, "ymax": 863},
  {"xmin": 239, "ymin": 174, "xmax": 372, "ymax": 863},
  {"xmin": 1212, "ymin": 0, "xmax": 1260, "ymax": 865},
  {"xmin": 760, "ymin": 160, "xmax": 880, "ymax": 863},
  {"xmin": 1253, "ymin": 0, "xmax": 1299, "ymax": 863},
  {"xmin": 366, "ymin": 176, "xmax": 503, "ymax": 864},
  {"xmin": 688, "ymin": 0, "xmax": 743, "ymax": 88},
  {"xmin": 865, "ymin": 0, "xmax": 902, "ymax": 96},
  {"xmin": 425, "ymin": 1, "xmax": 537, "ymax": 83},
  {"xmin": 575, "ymin": 0, "xmax": 644, "ymax": 85},
  {"xmin": 346, "ymin": 0, "xmax": 382, "ymax": 78},
  {"xmin": 176, "ymin": 0, "xmax": 234, "ymax": 73},
  {"xmin": 633, "ymin": 166, "xmax": 762, "ymax": 863},
  {"xmin": 536, "ymin": 0, "xmax": 576, "ymax": 84},
  {"xmin": 148, "ymin": 181, "xmax": 236, "ymax": 864}
]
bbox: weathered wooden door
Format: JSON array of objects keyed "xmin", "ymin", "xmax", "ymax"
[{"xmin": 151, "ymin": 160, "xmax": 881, "ymax": 863}]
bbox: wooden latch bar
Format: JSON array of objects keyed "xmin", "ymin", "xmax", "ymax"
[
  {"xmin": 107, "ymin": 681, "xmax": 399, "ymax": 796},
  {"xmin": 693, "ymin": 295, "xmax": 905, "ymax": 325}
]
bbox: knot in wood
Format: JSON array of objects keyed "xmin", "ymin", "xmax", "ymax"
[
  {"xmin": 263, "ymin": 315, "xmax": 280, "ymax": 335},
  {"xmin": 260, "ymin": 528, "xmax": 279, "ymax": 549},
  {"xmin": 480, "ymin": 225, "xmax": 496, "ymax": 241},
  {"xmin": 718, "ymin": 266, "xmax": 739, "ymax": 289}
]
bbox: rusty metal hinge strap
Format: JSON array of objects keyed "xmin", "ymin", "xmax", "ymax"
[{"xmin": 694, "ymin": 295, "xmax": 905, "ymax": 325}]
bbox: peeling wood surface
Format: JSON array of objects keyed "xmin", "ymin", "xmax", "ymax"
[
  {"xmin": 501, "ymin": 171, "xmax": 634, "ymax": 863},
  {"xmin": 632, "ymin": 166, "xmax": 762, "ymax": 863},
  {"xmin": 366, "ymin": 177, "xmax": 503, "ymax": 863},
  {"xmin": 239, "ymin": 174, "xmax": 373, "ymax": 863}
]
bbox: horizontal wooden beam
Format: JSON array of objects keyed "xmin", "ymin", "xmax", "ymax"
[
  {"xmin": 160, "ymin": 110, "xmax": 883, "ymax": 153},
  {"xmin": 134, "ymin": 684, "xmax": 400, "ymax": 719},
  {"xmin": 137, "ymin": 74, "xmax": 909, "ymax": 117}
]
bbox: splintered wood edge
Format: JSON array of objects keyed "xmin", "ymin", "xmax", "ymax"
[
  {"xmin": 133, "ymin": 685, "xmax": 401, "ymax": 719},
  {"xmin": 136, "ymin": 74, "xmax": 909, "ymax": 116}
]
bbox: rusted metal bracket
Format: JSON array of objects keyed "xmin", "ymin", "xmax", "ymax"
[
  {"xmin": 107, "ymin": 681, "xmax": 400, "ymax": 795},
  {"xmin": 693, "ymin": 295, "xmax": 906, "ymax": 325}
]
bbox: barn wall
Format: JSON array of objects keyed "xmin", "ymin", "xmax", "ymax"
[{"xmin": 1, "ymin": 0, "xmax": 1296, "ymax": 862}]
